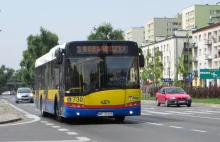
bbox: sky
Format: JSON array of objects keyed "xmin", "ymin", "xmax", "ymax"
[{"xmin": 0, "ymin": 0, "xmax": 218, "ymax": 70}]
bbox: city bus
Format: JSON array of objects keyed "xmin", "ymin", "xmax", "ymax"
[{"xmin": 34, "ymin": 40, "xmax": 145, "ymax": 122}]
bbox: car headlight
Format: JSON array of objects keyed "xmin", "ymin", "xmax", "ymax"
[
  {"xmin": 30, "ymin": 93, "xmax": 33, "ymax": 97},
  {"xmin": 170, "ymin": 96, "xmax": 176, "ymax": 100},
  {"xmin": 187, "ymin": 96, "xmax": 191, "ymax": 100}
]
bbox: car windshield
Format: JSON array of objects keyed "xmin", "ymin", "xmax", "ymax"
[
  {"xmin": 165, "ymin": 88, "xmax": 185, "ymax": 94},
  {"xmin": 17, "ymin": 88, "xmax": 32, "ymax": 93}
]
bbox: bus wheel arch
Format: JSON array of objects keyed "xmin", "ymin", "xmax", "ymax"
[
  {"xmin": 40, "ymin": 96, "xmax": 47, "ymax": 117},
  {"xmin": 54, "ymin": 96, "xmax": 65, "ymax": 122}
]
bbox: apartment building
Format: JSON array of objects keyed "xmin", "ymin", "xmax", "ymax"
[
  {"xmin": 192, "ymin": 22, "xmax": 220, "ymax": 87},
  {"xmin": 145, "ymin": 14, "xmax": 182, "ymax": 42},
  {"xmin": 182, "ymin": 3, "xmax": 220, "ymax": 30},
  {"xmin": 141, "ymin": 30, "xmax": 192, "ymax": 82},
  {"xmin": 124, "ymin": 27, "xmax": 145, "ymax": 47}
]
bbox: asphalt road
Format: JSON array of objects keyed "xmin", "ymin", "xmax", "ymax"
[{"xmin": 1, "ymin": 95, "xmax": 220, "ymax": 142}]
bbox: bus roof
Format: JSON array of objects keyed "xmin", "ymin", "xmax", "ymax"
[{"xmin": 35, "ymin": 43, "xmax": 66, "ymax": 68}]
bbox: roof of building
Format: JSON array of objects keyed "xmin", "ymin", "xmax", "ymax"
[{"xmin": 192, "ymin": 22, "xmax": 220, "ymax": 34}]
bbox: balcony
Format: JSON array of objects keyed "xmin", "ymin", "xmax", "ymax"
[
  {"xmin": 157, "ymin": 51, "xmax": 163, "ymax": 55},
  {"xmin": 184, "ymin": 60, "xmax": 192, "ymax": 64},
  {"xmin": 204, "ymin": 39, "xmax": 212, "ymax": 46},
  {"xmin": 183, "ymin": 47, "xmax": 192, "ymax": 52},
  {"xmin": 205, "ymin": 54, "xmax": 212, "ymax": 60},
  {"xmin": 192, "ymin": 57, "xmax": 198, "ymax": 62},
  {"xmin": 191, "ymin": 43, "xmax": 198, "ymax": 49}
]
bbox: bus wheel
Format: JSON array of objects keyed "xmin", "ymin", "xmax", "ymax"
[
  {"xmin": 54, "ymin": 101, "xmax": 65, "ymax": 123},
  {"xmin": 40, "ymin": 99, "xmax": 47, "ymax": 117},
  {"xmin": 115, "ymin": 116, "xmax": 125, "ymax": 123}
]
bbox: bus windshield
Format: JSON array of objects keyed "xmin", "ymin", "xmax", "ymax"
[{"xmin": 65, "ymin": 56, "xmax": 139, "ymax": 95}]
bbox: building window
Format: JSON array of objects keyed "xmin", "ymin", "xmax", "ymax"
[
  {"xmin": 216, "ymin": 10, "xmax": 220, "ymax": 14},
  {"xmin": 172, "ymin": 22, "xmax": 178, "ymax": 26},
  {"xmin": 210, "ymin": 10, "xmax": 215, "ymax": 15},
  {"xmin": 199, "ymin": 49, "xmax": 201, "ymax": 55},
  {"xmin": 167, "ymin": 22, "xmax": 172, "ymax": 26}
]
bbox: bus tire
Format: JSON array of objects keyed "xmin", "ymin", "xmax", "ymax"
[
  {"xmin": 115, "ymin": 116, "xmax": 125, "ymax": 123},
  {"xmin": 40, "ymin": 98, "xmax": 47, "ymax": 117}
]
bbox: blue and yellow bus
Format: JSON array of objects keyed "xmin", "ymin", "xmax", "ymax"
[{"xmin": 34, "ymin": 40, "xmax": 145, "ymax": 122}]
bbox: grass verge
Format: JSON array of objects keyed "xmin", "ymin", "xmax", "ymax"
[{"xmin": 142, "ymin": 97, "xmax": 220, "ymax": 104}]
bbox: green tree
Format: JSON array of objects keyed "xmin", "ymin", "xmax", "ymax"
[
  {"xmin": 141, "ymin": 49, "xmax": 153, "ymax": 82},
  {"xmin": 87, "ymin": 22, "xmax": 124, "ymax": 40},
  {"xmin": 153, "ymin": 47, "xmax": 164, "ymax": 90},
  {"xmin": 20, "ymin": 27, "xmax": 59, "ymax": 87},
  {"xmin": 177, "ymin": 55, "xmax": 188, "ymax": 88},
  {"xmin": 0, "ymin": 65, "xmax": 15, "ymax": 92}
]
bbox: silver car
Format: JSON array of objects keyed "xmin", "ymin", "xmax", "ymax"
[{"xmin": 15, "ymin": 87, "xmax": 34, "ymax": 103}]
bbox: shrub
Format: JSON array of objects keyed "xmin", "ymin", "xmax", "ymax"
[{"xmin": 186, "ymin": 86, "xmax": 220, "ymax": 98}]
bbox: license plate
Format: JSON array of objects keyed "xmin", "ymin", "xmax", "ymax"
[
  {"xmin": 178, "ymin": 101, "xmax": 185, "ymax": 103},
  {"xmin": 98, "ymin": 112, "xmax": 113, "ymax": 116}
]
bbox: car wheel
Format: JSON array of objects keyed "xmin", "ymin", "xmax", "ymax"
[
  {"xmin": 165, "ymin": 99, "xmax": 169, "ymax": 107},
  {"xmin": 156, "ymin": 99, "xmax": 160, "ymax": 106},
  {"xmin": 187, "ymin": 104, "xmax": 191, "ymax": 107}
]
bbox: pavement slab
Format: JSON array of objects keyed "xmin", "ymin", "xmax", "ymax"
[{"xmin": 0, "ymin": 99, "xmax": 22, "ymax": 124}]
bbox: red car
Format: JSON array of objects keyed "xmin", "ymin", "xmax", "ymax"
[{"xmin": 156, "ymin": 87, "xmax": 191, "ymax": 107}]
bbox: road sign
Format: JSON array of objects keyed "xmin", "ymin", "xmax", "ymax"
[
  {"xmin": 188, "ymin": 73, "xmax": 192, "ymax": 83},
  {"xmin": 162, "ymin": 78, "xmax": 172, "ymax": 82},
  {"xmin": 200, "ymin": 69, "xmax": 220, "ymax": 79}
]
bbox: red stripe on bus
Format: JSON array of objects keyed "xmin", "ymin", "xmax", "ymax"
[{"xmin": 84, "ymin": 105, "xmax": 125, "ymax": 109}]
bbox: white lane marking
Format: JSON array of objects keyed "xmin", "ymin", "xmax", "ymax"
[
  {"xmin": 66, "ymin": 132, "xmax": 78, "ymax": 135},
  {"xmin": 141, "ymin": 112, "xmax": 152, "ymax": 115},
  {"xmin": 169, "ymin": 126, "xmax": 183, "ymax": 129},
  {"xmin": 169, "ymin": 113, "xmax": 220, "ymax": 120},
  {"xmin": 3, "ymin": 140, "xmax": 92, "ymax": 142},
  {"xmin": 144, "ymin": 110, "xmax": 171, "ymax": 115},
  {"xmin": 40, "ymin": 121, "xmax": 48, "ymax": 123},
  {"xmin": 51, "ymin": 126, "xmax": 61, "ymax": 128},
  {"xmin": 76, "ymin": 137, "xmax": 91, "ymax": 141},
  {"xmin": 202, "ymin": 110, "xmax": 220, "ymax": 114},
  {"xmin": 191, "ymin": 129, "xmax": 207, "ymax": 133},
  {"xmin": 58, "ymin": 129, "xmax": 69, "ymax": 132},
  {"xmin": 46, "ymin": 123, "xmax": 54, "ymax": 126},
  {"xmin": 165, "ymin": 111, "xmax": 193, "ymax": 115},
  {"xmin": 148, "ymin": 122, "xmax": 164, "ymax": 126},
  {"xmin": 0, "ymin": 99, "xmax": 40, "ymax": 127},
  {"xmin": 184, "ymin": 111, "xmax": 213, "ymax": 114}
]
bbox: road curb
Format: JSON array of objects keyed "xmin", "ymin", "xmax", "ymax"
[{"xmin": 0, "ymin": 118, "xmax": 22, "ymax": 125}]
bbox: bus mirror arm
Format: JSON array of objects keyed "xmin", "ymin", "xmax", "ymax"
[{"xmin": 139, "ymin": 55, "xmax": 145, "ymax": 68}]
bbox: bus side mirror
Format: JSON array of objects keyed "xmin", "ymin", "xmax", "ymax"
[
  {"xmin": 55, "ymin": 48, "xmax": 63, "ymax": 64},
  {"xmin": 139, "ymin": 55, "xmax": 145, "ymax": 68}
]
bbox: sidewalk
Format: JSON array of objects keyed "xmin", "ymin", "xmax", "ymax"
[
  {"xmin": 141, "ymin": 100, "xmax": 220, "ymax": 108},
  {"xmin": 0, "ymin": 99, "xmax": 22, "ymax": 124}
]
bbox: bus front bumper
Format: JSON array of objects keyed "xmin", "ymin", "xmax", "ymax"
[{"xmin": 64, "ymin": 106, "xmax": 141, "ymax": 118}]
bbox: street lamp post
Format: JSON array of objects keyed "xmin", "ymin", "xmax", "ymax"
[{"xmin": 187, "ymin": 30, "xmax": 191, "ymax": 93}]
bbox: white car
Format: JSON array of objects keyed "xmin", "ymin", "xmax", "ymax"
[{"xmin": 15, "ymin": 87, "xmax": 34, "ymax": 103}]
